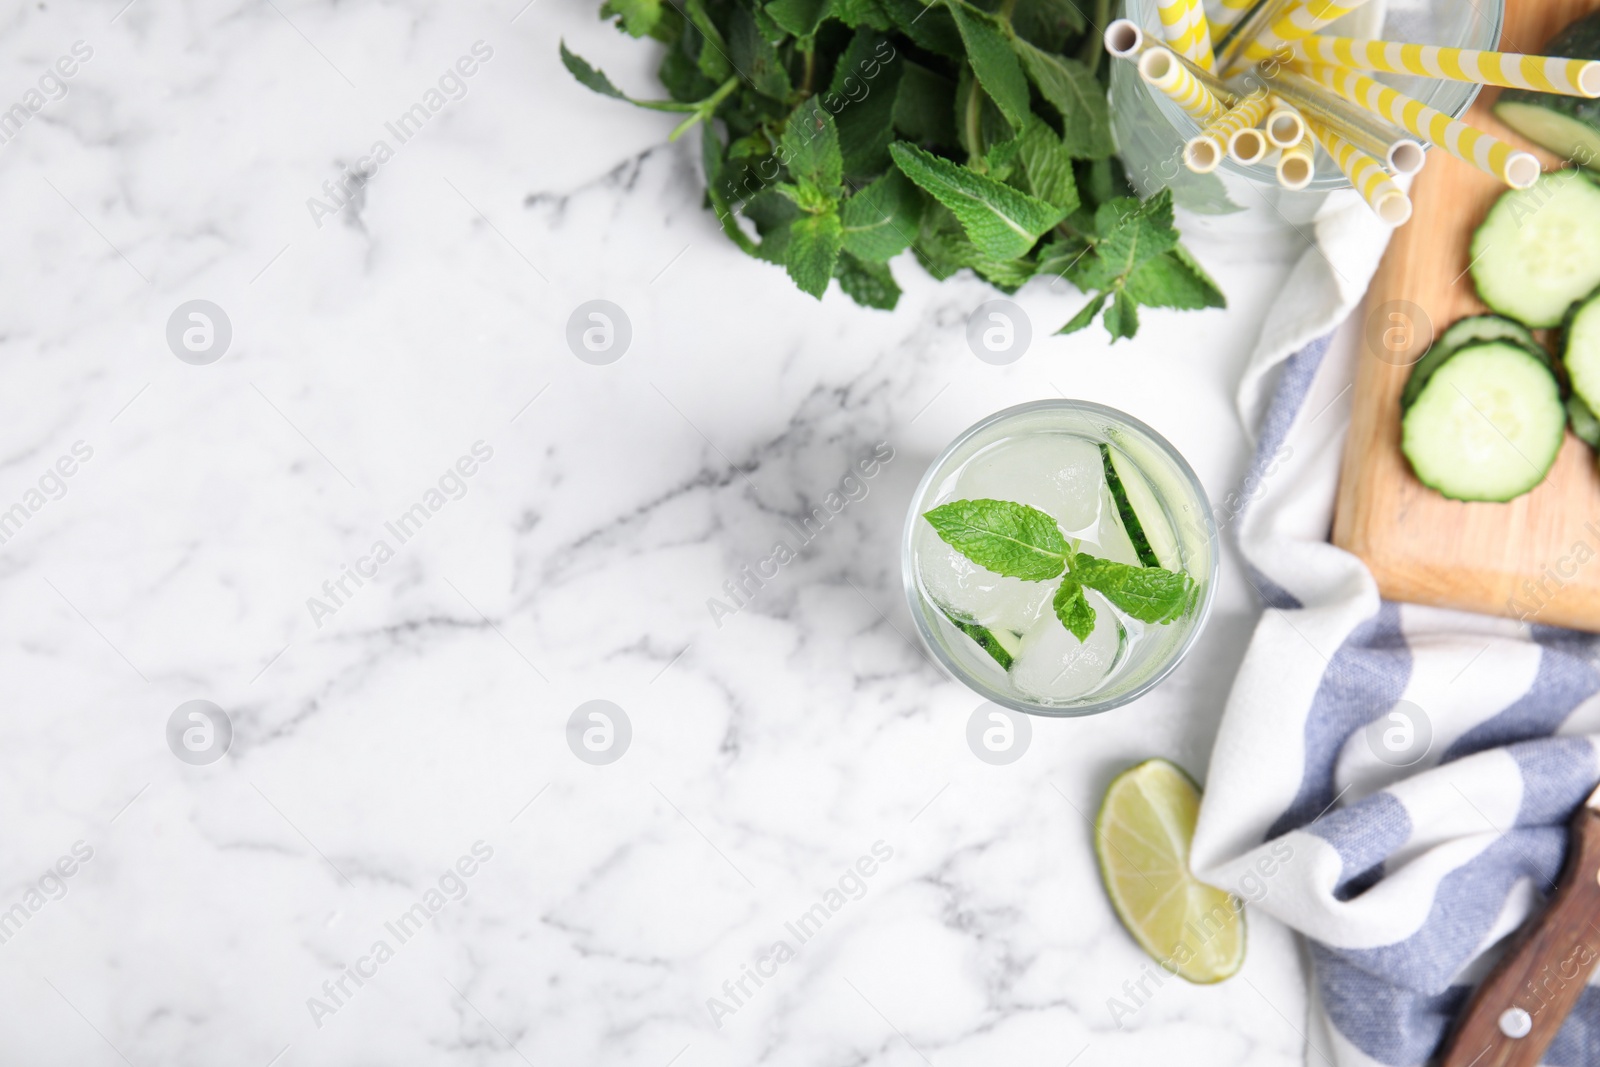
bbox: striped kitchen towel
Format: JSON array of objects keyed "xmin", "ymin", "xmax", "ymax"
[{"xmin": 1189, "ymin": 199, "xmax": 1600, "ymax": 1066}]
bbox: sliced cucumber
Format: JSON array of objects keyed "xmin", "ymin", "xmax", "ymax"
[
  {"xmin": 1491, "ymin": 11, "xmax": 1600, "ymax": 171},
  {"xmin": 1470, "ymin": 171, "xmax": 1600, "ymax": 328},
  {"xmin": 1401, "ymin": 315, "xmax": 1545, "ymax": 409},
  {"xmin": 1401, "ymin": 341, "xmax": 1566, "ymax": 501},
  {"xmin": 1568, "ymin": 394, "xmax": 1600, "ymax": 448},
  {"xmin": 940, "ymin": 607, "xmax": 1020, "ymax": 670},
  {"xmin": 1563, "ymin": 287, "xmax": 1600, "ymax": 414},
  {"xmin": 1099, "ymin": 443, "xmax": 1179, "ymax": 570}
]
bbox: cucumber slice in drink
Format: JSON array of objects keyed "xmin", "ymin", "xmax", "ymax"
[
  {"xmin": 1401, "ymin": 341, "xmax": 1566, "ymax": 501},
  {"xmin": 1099, "ymin": 443, "xmax": 1179, "ymax": 569},
  {"xmin": 940, "ymin": 607, "xmax": 1020, "ymax": 670},
  {"xmin": 1401, "ymin": 315, "xmax": 1546, "ymax": 410},
  {"xmin": 1563, "ymin": 287, "xmax": 1600, "ymax": 414},
  {"xmin": 1470, "ymin": 171, "xmax": 1600, "ymax": 328}
]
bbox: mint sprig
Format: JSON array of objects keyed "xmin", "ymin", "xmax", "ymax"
[{"xmin": 923, "ymin": 497, "xmax": 1196, "ymax": 643}]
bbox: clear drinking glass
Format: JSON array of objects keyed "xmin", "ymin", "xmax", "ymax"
[
  {"xmin": 1111, "ymin": 0, "xmax": 1506, "ymax": 222},
  {"xmin": 902, "ymin": 401, "xmax": 1219, "ymax": 717}
]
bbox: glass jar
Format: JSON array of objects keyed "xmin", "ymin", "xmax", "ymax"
[
  {"xmin": 902, "ymin": 400, "xmax": 1219, "ymax": 717},
  {"xmin": 1110, "ymin": 0, "xmax": 1506, "ymax": 224}
]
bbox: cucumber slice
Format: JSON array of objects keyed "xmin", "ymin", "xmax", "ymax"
[
  {"xmin": 1401, "ymin": 315, "xmax": 1545, "ymax": 410},
  {"xmin": 1563, "ymin": 287, "xmax": 1600, "ymax": 413},
  {"xmin": 1099, "ymin": 443, "xmax": 1179, "ymax": 569},
  {"xmin": 940, "ymin": 608, "xmax": 1020, "ymax": 670},
  {"xmin": 1568, "ymin": 394, "xmax": 1600, "ymax": 448},
  {"xmin": 1401, "ymin": 341, "xmax": 1566, "ymax": 501},
  {"xmin": 1491, "ymin": 11, "xmax": 1600, "ymax": 171},
  {"xmin": 1470, "ymin": 171, "xmax": 1600, "ymax": 328}
]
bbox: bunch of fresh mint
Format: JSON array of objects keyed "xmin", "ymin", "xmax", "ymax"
[
  {"xmin": 923, "ymin": 498, "xmax": 1197, "ymax": 639},
  {"xmin": 561, "ymin": 0, "xmax": 1224, "ymax": 340}
]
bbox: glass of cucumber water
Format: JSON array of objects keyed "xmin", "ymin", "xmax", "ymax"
[{"xmin": 903, "ymin": 401, "xmax": 1218, "ymax": 716}]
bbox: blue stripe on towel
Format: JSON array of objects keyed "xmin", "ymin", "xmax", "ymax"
[
  {"xmin": 1305, "ymin": 792, "xmax": 1410, "ymax": 895},
  {"xmin": 1268, "ymin": 601, "xmax": 1411, "ymax": 839},
  {"xmin": 1442, "ymin": 642, "xmax": 1600, "ymax": 762}
]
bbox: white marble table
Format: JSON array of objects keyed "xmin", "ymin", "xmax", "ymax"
[{"xmin": 1, "ymin": 1, "xmax": 1314, "ymax": 1063}]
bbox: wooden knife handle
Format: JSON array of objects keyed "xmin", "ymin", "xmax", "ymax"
[{"xmin": 1437, "ymin": 806, "xmax": 1600, "ymax": 1067}]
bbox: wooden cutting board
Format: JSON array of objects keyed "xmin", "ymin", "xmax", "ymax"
[{"xmin": 1329, "ymin": 0, "xmax": 1600, "ymax": 632}]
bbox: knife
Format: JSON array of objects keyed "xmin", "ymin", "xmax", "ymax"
[{"xmin": 1437, "ymin": 788, "xmax": 1600, "ymax": 1067}]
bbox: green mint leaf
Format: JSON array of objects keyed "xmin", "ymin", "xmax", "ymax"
[
  {"xmin": 730, "ymin": 6, "xmax": 793, "ymax": 101},
  {"xmin": 1104, "ymin": 289, "xmax": 1139, "ymax": 341},
  {"xmin": 946, "ymin": 1, "xmax": 1031, "ymax": 130},
  {"xmin": 893, "ymin": 61, "xmax": 959, "ymax": 145},
  {"xmin": 1017, "ymin": 117, "xmax": 1080, "ymax": 214},
  {"xmin": 1094, "ymin": 189, "xmax": 1179, "ymax": 276},
  {"xmin": 601, "ymin": 0, "xmax": 664, "ymax": 37},
  {"xmin": 879, "ymin": 0, "xmax": 964, "ymax": 57},
  {"xmin": 841, "ymin": 169, "xmax": 923, "ymax": 261},
  {"xmin": 683, "ymin": 0, "xmax": 734, "ymax": 80},
  {"xmin": 1053, "ymin": 579, "xmax": 1097, "ymax": 642},
  {"xmin": 702, "ymin": 124, "xmax": 758, "ymax": 256},
  {"xmin": 833, "ymin": 0, "xmax": 892, "ymax": 29},
  {"xmin": 837, "ymin": 252, "xmax": 902, "ymax": 309},
  {"xmin": 561, "ymin": 42, "xmax": 698, "ymax": 111},
  {"xmin": 786, "ymin": 208, "xmax": 843, "ymax": 298},
  {"xmin": 766, "ymin": 0, "xmax": 833, "ymax": 39},
  {"xmin": 889, "ymin": 142, "xmax": 1066, "ymax": 261},
  {"xmin": 1058, "ymin": 291, "xmax": 1108, "ymax": 334},
  {"xmin": 783, "ymin": 102, "xmax": 845, "ymax": 198},
  {"xmin": 1011, "ymin": 40, "xmax": 1113, "ymax": 159},
  {"xmin": 922, "ymin": 499, "xmax": 1068, "ymax": 581},
  {"xmin": 829, "ymin": 30, "xmax": 903, "ymax": 177},
  {"xmin": 657, "ymin": 42, "xmax": 720, "ymax": 103},
  {"xmin": 1071, "ymin": 553, "xmax": 1195, "ymax": 624},
  {"xmin": 1011, "ymin": 0, "xmax": 1085, "ymax": 50},
  {"xmin": 1125, "ymin": 245, "xmax": 1226, "ymax": 310}
]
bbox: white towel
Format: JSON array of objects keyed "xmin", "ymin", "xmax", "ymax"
[{"xmin": 1189, "ymin": 190, "xmax": 1600, "ymax": 1067}]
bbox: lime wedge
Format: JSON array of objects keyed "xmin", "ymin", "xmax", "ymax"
[{"xmin": 1094, "ymin": 758, "xmax": 1244, "ymax": 984}]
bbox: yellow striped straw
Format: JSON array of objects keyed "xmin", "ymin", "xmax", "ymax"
[
  {"xmin": 1294, "ymin": 36, "xmax": 1600, "ymax": 97},
  {"xmin": 1138, "ymin": 48, "xmax": 1228, "ymax": 123},
  {"xmin": 1185, "ymin": 88, "xmax": 1272, "ymax": 172},
  {"xmin": 1157, "ymin": 0, "xmax": 1216, "ymax": 70},
  {"xmin": 1209, "ymin": 0, "xmax": 1261, "ymax": 35},
  {"xmin": 1265, "ymin": 100, "xmax": 1306, "ymax": 148},
  {"xmin": 1277, "ymin": 130, "xmax": 1317, "ymax": 189},
  {"xmin": 1243, "ymin": 0, "xmax": 1375, "ymax": 64},
  {"xmin": 1307, "ymin": 116, "xmax": 1412, "ymax": 224},
  {"xmin": 1302, "ymin": 64, "xmax": 1543, "ymax": 187}
]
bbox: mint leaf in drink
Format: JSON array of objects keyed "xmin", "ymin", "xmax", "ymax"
[
  {"xmin": 923, "ymin": 499, "xmax": 1068, "ymax": 581},
  {"xmin": 786, "ymin": 209, "xmax": 844, "ymax": 297},
  {"xmin": 1070, "ymin": 553, "xmax": 1195, "ymax": 624},
  {"xmin": 889, "ymin": 142, "xmax": 1065, "ymax": 262},
  {"xmin": 947, "ymin": 1, "xmax": 1031, "ymax": 130},
  {"xmin": 1053, "ymin": 578, "xmax": 1097, "ymax": 641}
]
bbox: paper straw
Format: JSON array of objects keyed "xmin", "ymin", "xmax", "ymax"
[
  {"xmin": 1277, "ymin": 130, "xmax": 1316, "ymax": 189},
  {"xmin": 1247, "ymin": 0, "xmax": 1379, "ymax": 63},
  {"xmin": 1294, "ymin": 36, "xmax": 1600, "ymax": 97},
  {"xmin": 1230, "ymin": 123, "xmax": 1270, "ymax": 164},
  {"xmin": 1209, "ymin": 0, "xmax": 1261, "ymax": 35},
  {"xmin": 1216, "ymin": 0, "xmax": 1298, "ymax": 72},
  {"xmin": 1302, "ymin": 63, "xmax": 1542, "ymax": 187},
  {"xmin": 1157, "ymin": 0, "xmax": 1216, "ymax": 69},
  {"xmin": 1265, "ymin": 101, "xmax": 1306, "ymax": 147},
  {"xmin": 1184, "ymin": 88, "xmax": 1272, "ymax": 171},
  {"xmin": 1307, "ymin": 115, "xmax": 1412, "ymax": 224},
  {"xmin": 1172, "ymin": 49, "xmax": 1242, "ymax": 106},
  {"xmin": 1104, "ymin": 19, "xmax": 1144, "ymax": 59},
  {"xmin": 1262, "ymin": 66, "xmax": 1426, "ymax": 172},
  {"xmin": 1139, "ymin": 47, "xmax": 1229, "ymax": 123}
]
